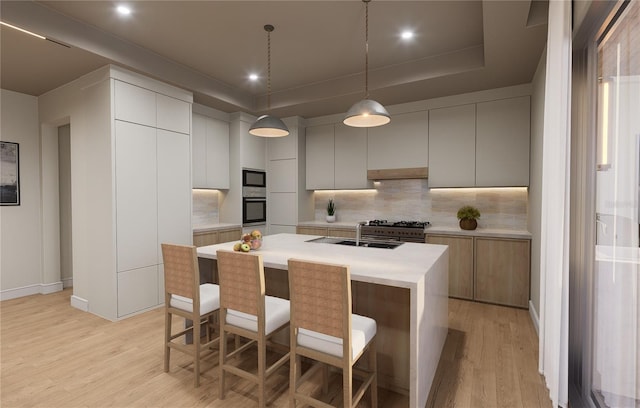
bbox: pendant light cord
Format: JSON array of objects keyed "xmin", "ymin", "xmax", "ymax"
[
  {"xmin": 266, "ymin": 26, "xmax": 272, "ymax": 110},
  {"xmin": 364, "ymin": 0, "xmax": 369, "ymax": 99}
]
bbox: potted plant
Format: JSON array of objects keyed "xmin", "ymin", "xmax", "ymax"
[
  {"xmin": 457, "ymin": 205, "xmax": 480, "ymax": 230},
  {"xmin": 326, "ymin": 199, "xmax": 336, "ymax": 223}
]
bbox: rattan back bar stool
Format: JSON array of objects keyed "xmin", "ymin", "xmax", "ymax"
[
  {"xmin": 216, "ymin": 250, "xmax": 290, "ymax": 407},
  {"xmin": 161, "ymin": 243, "xmax": 220, "ymax": 387},
  {"xmin": 288, "ymin": 258, "xmax": 378, "ymax": 408}
]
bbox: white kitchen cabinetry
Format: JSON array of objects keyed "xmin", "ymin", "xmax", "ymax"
[
  {"xmin": 306, "ymin": 123, "xmax": 371, "ymax": 190},
  {"xmin": 475, "ymin": 96, "xmax": 530, "ymax": 187},
  {"xmin": 428, "ymin": 96, "xmax": 530, "ymax": 188},
  {"xmin": 192, "ymin": 113, "xmax": 230, "ymax": 189},
  {"xmin": 113, "ymin": 78, "xmax": 192, "ymax": 319},
  {"xmin": 428, "ymin": 104, "xmax": 476, "ymax": 188},
  {"xmin": 334, "ymin": 124, "xmax": 371, "ymax": 189},
  {"xmin": 367, "ymin": 111, "xmax": 428, "ymax": 170},
  {"xmin": 114, "ymin": 80, "xmax": 156, "ymax": 127},
  {"xmin": 115, "ymin": 121, "xmax": 158, "ymax": 272},
  {"xmin": 270, "ymin": 159, "xmax": 297, "ymax": 192},
  {"xmin": 306, "ymin": 124, "xmax": 335, "ymax": 190}
]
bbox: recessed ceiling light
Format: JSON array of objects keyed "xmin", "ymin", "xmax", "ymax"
[
  {"xmin": 249, "ymin": 73, "xmax": 259, "ymax": 81},
  {"xmin": 401, "ymin": 30, "xmax": 414, "ymax": 40},
  {"xmin": 117, "ymin": 5, "xmax": 132, "ymax": 16}
]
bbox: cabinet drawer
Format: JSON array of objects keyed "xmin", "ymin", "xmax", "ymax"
[
  {"xmin": 328, "ymin": 228, "xmax": 356, "ymax": 238},
  {"xmin": 296, "ymin": 226, "xmax": 328, "ymax": 236},
  {"xmin": 218, "ymin": 228, "xmax": 241, "ymax": 244},
  {"xmin": 426, "ymin": 234, "xmax": 473, "ymax": 300},
  {"xmin": 193, "ymin": 231, "xmax": 219, "ymax": 247}
]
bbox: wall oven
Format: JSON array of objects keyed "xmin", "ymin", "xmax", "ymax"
[
  {"xmin": 242, "ymin": 169, "xmax": 266, "ymax": 188},
  {"xmin": 242, "ymin": 185, "xmax": 266, "ymax": 226}
]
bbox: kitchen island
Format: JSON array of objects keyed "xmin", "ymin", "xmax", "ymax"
[{"xmin": 197, "ymin": 233, "xmax": 448, "ymax": 408}]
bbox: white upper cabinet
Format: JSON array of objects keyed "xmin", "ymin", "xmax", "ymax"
[
  {"xmin": 475, "ymin": 96, "xmax": 530, "ymax": 187},
  {"xmin": 192, "ymin": 113, "xmax": 230, "ymax": 189},
  {"xmin": 268, "ymin": 129, "xmax": 297, "ymax": 160},
  {"xmin": 367, "ymin": 111, "xmax": 428, "ymax": 170},
  {"xmin": 156, "ymin": 94, "xmax": 190, "ymax": 135},
  {"xmin": 114, "ymin": 80, "xmax": 156, "ymax": 127},
  {"xmin": 270, "ymin": 159, "xmax": 297, "ymax": 192},
  {"xmin": 306, "ymin": 124, "xmax": 335, "ymax": 190},
  {"xmin": 428, "ymin": 96, "xmax": 531, "ymax": 188},
  {"xmin": 428, "ymin": 104, "xmax": 476, "ymax": 188},
  {"xmin": 334, "ymin": 124, "xmax": 371, "ymax": 189}
]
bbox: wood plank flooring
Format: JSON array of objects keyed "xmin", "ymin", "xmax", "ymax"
[{"xmin": 1, "ymin": 289, "xmax": 551, "ymax": 407}]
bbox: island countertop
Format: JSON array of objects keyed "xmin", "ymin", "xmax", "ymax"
[
  {"xmin": 197, "ymin": 233, "xmax": 447, "ymax": 290},
  {"xmin": 197, "ymin": 233, "xmax": 448, "ymax": 408}
]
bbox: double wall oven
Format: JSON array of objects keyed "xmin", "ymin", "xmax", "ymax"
[{"xmin": 242, "ymin": 169, "xmax": 266, "ymax": 226}]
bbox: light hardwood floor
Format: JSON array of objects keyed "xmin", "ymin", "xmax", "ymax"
[{"xmin": 1, "ymin": 289, "xmax": 550, "ymax": 407}]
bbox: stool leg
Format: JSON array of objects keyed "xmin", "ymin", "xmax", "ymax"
[
  {"xmin": 344, "ymin": 364, "xmax": 353, "ymax": 408},
  {"xmin": 258, "ymin": 337, "xmax": 266, "ymax": 408},
  {"xmin": 370, "ymin": 339, "xmax": 378, "ymax": 408},
  {"xmin": 164, "ymin": 309, "xmax": 171, "ymax": 373},
  {"xmin": 219, "ymin": 326, "xmax": 227, "ymax": 399},
  {"xmin": 194, "ymin": 316, "xmax": 201, "ymax": 387}
]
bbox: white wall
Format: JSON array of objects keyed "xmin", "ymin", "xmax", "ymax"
[
  {"xmin": 529, "ymin": 46, "xmax": 547, "ymax": 325},
  {"xmin": 0, "ymin": 89, "xmax": 46, "ymax": 299}
]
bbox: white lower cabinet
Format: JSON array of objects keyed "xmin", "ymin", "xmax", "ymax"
[{"xmin": 117, "ymin": 266, "xmax": 159, "ymax": 317}]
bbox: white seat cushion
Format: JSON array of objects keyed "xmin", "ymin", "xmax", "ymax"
[
  {"xmin": 298, "ymin": 314, "xmax": 376, "ymax": 360},
  {"xmin": 170, "ymin": 283, "xmax": 220, "ymax": 315},
  {"xmin": 226, "ymin": 295, "xmax": 290, "ymax": 335}
]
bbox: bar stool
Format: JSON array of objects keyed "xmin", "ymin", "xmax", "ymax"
[
  {"xmin": 161, "ymin": 243, "xmax": 220, "ymax": 387},
  {"xmin": 287, "ymin": 258, "xmax": 378, "ymax": 408},
  {"xmin": 216, "ymin": 250, "xmax": 290, "ymax": 407}
]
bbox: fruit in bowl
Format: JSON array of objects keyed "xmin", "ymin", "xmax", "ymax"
[{"xmin": 233, "ymin": 230, "xmax": 262, "ymax": 251}]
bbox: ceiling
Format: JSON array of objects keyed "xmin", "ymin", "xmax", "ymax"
[{"xmin": 1, "ymin": 1, "xmax": 548, "ymax": 119}]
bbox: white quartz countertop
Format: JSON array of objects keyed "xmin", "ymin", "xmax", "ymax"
[
  {"xmin": 297, "ymin": 220, "xmax": 359, "ymax": 228},
  {"xmin": 425, "ymin": 226, "xmax": 532, "ymax": 239},
  {"xmin": 193, "ymin": 223, "xmax": 242, "ymax": 233},
  {"xmin": 197, "ymin": 233, "xmax": 448, "ymax": 289}
]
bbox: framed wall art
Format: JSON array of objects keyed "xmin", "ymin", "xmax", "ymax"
[{"xmin": 1, "ymin": 141, "xmax": 20, "ymax": 206}]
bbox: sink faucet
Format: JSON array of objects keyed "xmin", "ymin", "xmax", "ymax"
[{"xmin": 356, "ymin": 221, "xmax": 366, "ymax": 246}]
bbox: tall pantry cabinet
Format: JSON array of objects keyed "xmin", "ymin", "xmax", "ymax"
[
  {"xmin": 47, "ymin": 66, "xmax": 194, "ymax": 321},
  {"xmin": 113, "ymin": 78, "xmax": 192, "ymax": 318}
]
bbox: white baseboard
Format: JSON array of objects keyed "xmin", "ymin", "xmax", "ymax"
[
  {"xmin": 0, "ymin": 281, "xmax": 64, "ymax": 301},
  {"xmin": 40, "ymin": 281, "xmax": 63, "ymax": 294},
  {"xmin": 70, "ymin": 295, "xmax": 89, "ymax": 312},
  {"xmin": 529, "ymin": 300, "xmax": 540, "ymax": 336},
  {"xmin": 62, "ymin": 277, "xmax": 73, "ymax": 288}
]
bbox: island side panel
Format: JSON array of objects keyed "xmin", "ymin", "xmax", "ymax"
[
  {"xmin": 352, "ymin": 281, "xmax": 411, "ymax": 395},
  {"xmin": 414, "ymin": 247, "xmax": 449, "ymax": 408}
]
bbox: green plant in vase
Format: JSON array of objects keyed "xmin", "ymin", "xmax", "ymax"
[
  {"xmin": 457, "ymin": 205, "xmax": 480, "ymax": 230},
  {"xmin": 326, "ymin": 199, "xmax": 336, "ymax": 223}
]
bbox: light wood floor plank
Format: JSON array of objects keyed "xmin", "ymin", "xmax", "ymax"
[{"xmin": 1, "ymin": 290, "xmax": 551, "ymax": 408}]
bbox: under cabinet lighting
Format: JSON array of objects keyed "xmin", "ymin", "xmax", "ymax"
[
  {"xmin": 0, "ymin": 22, "xmax": 46, "ymax": 40},
  {"xmin": 430, "ymin": 187, "xmax": 528, "ymax": 193}
]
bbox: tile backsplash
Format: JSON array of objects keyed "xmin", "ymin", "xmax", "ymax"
[
  {"xmin": 313, "ymin": 180, "xmax": 528, "ymax": 230},
  {"xmin": 192, "ymin": 189, "xmax": 219, "ymax": 226}
]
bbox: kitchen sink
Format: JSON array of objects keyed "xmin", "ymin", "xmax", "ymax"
[{"xmin": 305, "ymin": 236, "xmax": 403, "ymax": 249}]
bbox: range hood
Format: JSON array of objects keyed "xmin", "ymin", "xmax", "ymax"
[{"xmin": 367, "ymin": 167, "xmax": 428, "ymax": 180}]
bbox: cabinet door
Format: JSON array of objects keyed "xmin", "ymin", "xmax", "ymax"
[
  {"xmin": 306, "ymin": 125, "xmax": 335, "ymax": 189},
  {"xmin": 192, "ymin": 114, "xmax": 207, "ymax": 188},
  {"xmin": 269, "ymin": 192, "xmax": 297, "ymax": 225},
  {"xmin": 115, "ymin": 121, "xmax": 158, "ymax": 272},
  {"xmin": 475, "ymin": 237, "xmax": 530, "ymax": 308},
  {"xmin": 157, "ymin": 129, "xmax": 192, "ymax": 264},
  {"xmin": 328, "ymin": 228, "xmax": 356, "ymax": 238},
  {"xmin": 426, "ymin": 235, "xmax": 474, "ymax": 299},
  {"xmin": 476, "ymin": 96, "xmax": 530, "ymax": 186},
  {"xmin": 206, "ymin": 117, "xmax": 230, "ymax": 189},
  {"xmin": 368, "ymin": 111, "xmax": 428, "ymax": 170},
  {"xmin": 218, "ymin": 228, "xmax": 241, "ymax": 243},
  {"xmin": 156, "ymin": 94, "xmax": 190, "ymax": 135},
  {"xmin": 334, "ymin": 124, "xmax": 371, "ymax": 189},
  {"xmin": 117, "ymin": 265, "xmax": 159, "ymax": 317},
  {"xmin": 270, "ymin": 159, "xmax": 297, "ymax": 192},
  {"xmin": 268, "ymin": 127, "xmax": 297, "ymax": 160},
  {"xmin": 428, "ymin": 104, "xmax": 476, "ymax": 187},
  {"xmin": 114, "ymin": 80, "xmax": 156, "ymax": 127},
  {"xmin": 193, "ymin": 231, "xmax": 219, "ymax": 247}
]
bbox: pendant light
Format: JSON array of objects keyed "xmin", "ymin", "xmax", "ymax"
[
  {"xmin": 344, "ymin": 0, "xmax": 390, "ymax": 128},
  {"xmin": 249, "ymin": 24, "xmax": 289, "ymax": 137}
]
